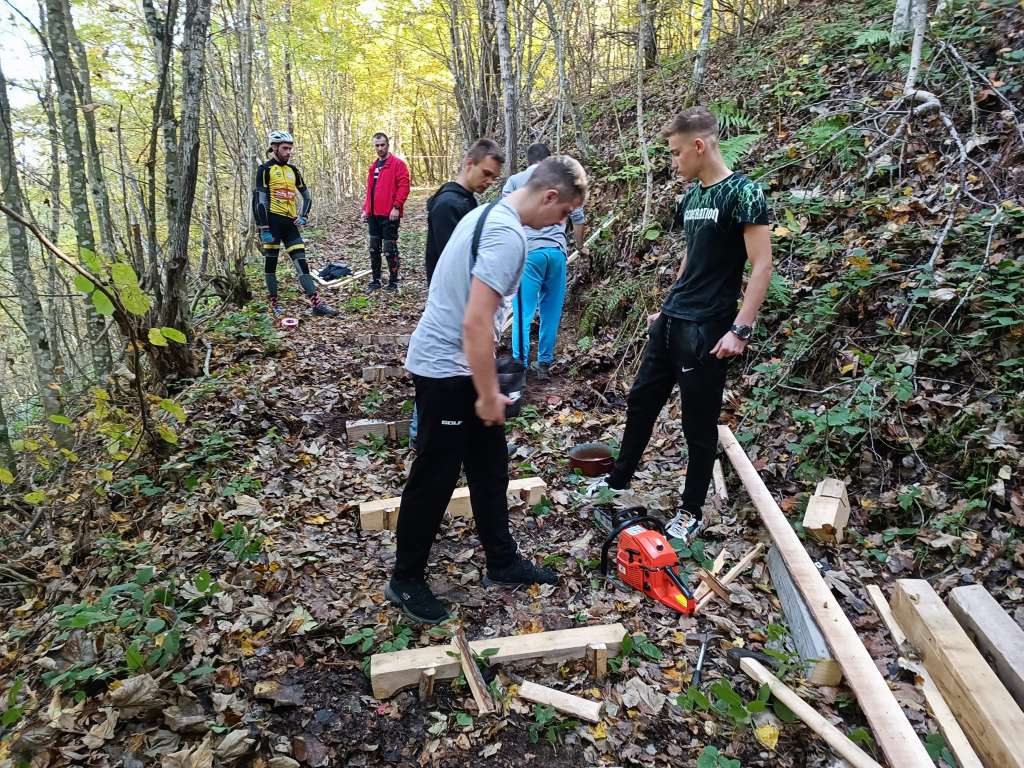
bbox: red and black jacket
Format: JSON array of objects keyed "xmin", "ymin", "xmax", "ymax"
[{"xmin": 362, "ymin": 154, "xmax": 411, "ymax": 217}]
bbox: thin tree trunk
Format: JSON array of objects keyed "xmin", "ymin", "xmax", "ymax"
[
  {"xmin": 284, "ymin": 0, "xmax": 295, "ymax": 135},
  {"xmin": 690, "ymin": 0, "xmax": 713, "ymax": 102},
  {"xmin": 44, "ymin": 0, "xmax": 112, "ymax": 379},
  {"xmin": 636, "ymin": 25, "xmax": 653, "ymax": 227},
  {"xmin": 160, "ymin": 0, "xmax": 211, "ymax": 373},
  {"xmin": 890, "ymin": 0, "xmax": 912, "ymax": 52},
  {"xmin": 903, "ymin": 0, "xmax": 928, "ymax": 95},
  {"xmin": 256, "ymin": 0, "xmax": 280, "ymax": 126},
  {"xmin": 639, "ymin": 0, "xmax": 658, "ymax": 69},
  {"xmin": 0, "ymin": 63, "xmax": 67, "ymax": 437},
  {"xmin": 0, "ymin": 386, "xmax": 14, "ymax": 477},
  {"xmin": 492, "ymin": 0, "xmax": 518, "ymax": 170},
  {"xmin": 63, "ymin": 0, "xmax": 116, "ymax": 258}
]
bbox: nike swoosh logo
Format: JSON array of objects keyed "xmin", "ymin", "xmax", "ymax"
[{"xmin": 681, "ymin": 367, "xmax": 694, "ymax": 373}]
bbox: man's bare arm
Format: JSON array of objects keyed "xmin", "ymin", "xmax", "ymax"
[{"xmin": 735, "ymin": 224, "xmax": 772, "ymax": 326}]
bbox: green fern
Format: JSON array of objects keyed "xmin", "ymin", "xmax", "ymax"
[
  {"xmin": 853, "ymin": 28, "xmax": 888, "ymax": 48},
  {"xmin": 710, "ymin": 101, "xmax": 761, "ymax": 135},
  {"xmin": 719, "ymin": 133, "xmax": 763, "ymax": 167}
]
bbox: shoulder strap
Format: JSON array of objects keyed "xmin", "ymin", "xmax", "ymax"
[{"xmin": 470, "ymin": 201, "xmax": 500, "ymax": 266}]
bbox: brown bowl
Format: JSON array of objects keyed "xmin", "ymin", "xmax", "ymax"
[{"xmin": 569, "ymin": 443, "xmax": 615, "ymax": 477}]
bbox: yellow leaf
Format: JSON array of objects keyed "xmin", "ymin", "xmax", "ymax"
[
  {"xmin": 772, "ymin": 225, "xmax": 790, "ymax": 238},
  {"xmin": 304, "ymin": 515, "xmax": 328, "ymax": 525},
  {"xmin": 755, "ymin": 723, "xmax": 780, "ymax": 750},
  {"xmin": 589, "ymin": 722, "xmax": 608, "ymax": 740}
]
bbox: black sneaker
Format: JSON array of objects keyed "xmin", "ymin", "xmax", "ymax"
[
  {"xmin": 482, "ymin": 556, "xmax": 558, "ymax": 588},
  {"xmin": 530, "ymin": 361, "xmax": 551, "ymax": 380},
  {"xmin": 385, "ymin": 579, "xmax": 450, "ymax": 625},
  {"xmin": 311, "ymin": 303, "xmax": 339, "ymax": 317},
  {"xmin": 385, "ymin": 281, "xmax": 399, "ymax": 293},
  {"xmin": 367, "ymin": 280, "xmax": 382, "ymax": 292}
]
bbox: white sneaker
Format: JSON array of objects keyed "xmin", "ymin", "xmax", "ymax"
[{"xmin": 665, "ymin": 512, "xmax": 702, "ymax": 542}]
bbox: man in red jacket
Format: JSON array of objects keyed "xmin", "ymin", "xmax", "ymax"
[{"xmin": 361, "ymin": 132, "xmax": 411, "ymax": 292}]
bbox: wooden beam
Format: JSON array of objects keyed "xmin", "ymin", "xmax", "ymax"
[
  {"xmin": 892, "ymin": 579, "xmax": 1024, "ymax": 768},
  {"xmin": 767, "ymin": 546, "xmax": 842, "ymax": 686},
  {"xmin": 311, "ymin": 266, "xmax": 370, "ymax": 288},
  {"xmin": 948, "ymin": 584, "xmax": 1024, "ymax": 709},
  {"xmin": 455, "ymin": 628, "xmax": 494, "ymax": 715},
  {"xmin": 516, "ymin": 679, "xmax": 603, "ymax": 723},
  {"xmin": 802, "ymin": 477, "xmax": 850, "ymax": 544},
  {"xmin": 865, "ymin": 585, "xmax": 982, "ymax": 768},
  {"xmin": 418, "ymin": 667, "xmax": 436, "ymax": 700},
  {"xmin": 360, "ymin": 477, "xmax": 547, "ymax": 530},
  {"xmin": 361, "ymin": 365, "xmax": 407, "ymax": 383},
  {"xmin": 370, "ymin": 623, "xmax": 627, "ymax": 699},
  {"xmin": 345, "ymin": 418, "xmax": 412, "ymax": 443},
  {"xmin": 718, "ymin": 426, "xmax": 933, "ymax": 767},
  {"xmin": 695, "ymin": 542, "xmax": 764, "ymax": 612},
  {"xmin": 740, "ymin": 657, "xmax": 882, "ymax": 768}
]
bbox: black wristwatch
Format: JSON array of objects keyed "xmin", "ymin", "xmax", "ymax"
[{"xmin": 730, "ymin": 323, "xmax": 753, "ymax": 341}]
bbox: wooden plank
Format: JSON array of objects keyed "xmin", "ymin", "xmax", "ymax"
[
  {"xmin": 418, "ymin": 667, "xmax": 436, "ymax": 700},
  {"xmin": 516, "ymin": 680, "xmax": 603, "ymax": 723},
  {"xmin": 767, "ymin": 546, "xmax": 842, "ymax": 686},
  {"xmin": 695, "ymin": 542, "xmax": 764, "ymax": 612},
  {"xmin": 361, "ymin": 365, "xmax": 407, "ymax": 383},
  {"xmin": 865, "ymin": 586, "xmax": 982, "ymax": 768},
  {"xmin": 892, "ymin": 579, "xmax": 1024, "ymax": 768},
  {"xmin": 311, "ymin": 266, "xmax": 370, "ymax": 288},
  {"xmin": 370, "ymin": 623, "xmax": 628, "ymax": 699},
  {"xmin": 864, "ymin": 585, "xmax": 911, "ymax": 653},
  {"xmin": 740, "ymin": 658, "xmax": 882, "ymax": 768},
  {"xmin": 948, "ymin": 584, "xmax": 1024, "ymax": 709},
  {"xmin": 455, "ymin": 628, "xmax": 494, "ymax": 715},
  {"xmin": 345, "ymin": 418, "xmax": 411, "ymax": 443},
  {"xmin": 802, "ymin": 478, "xmax": 850, "ymax": 544},
  {"xmin": 359, "ymin": 477, "xmax": 547, "ymax": 531},
  {"xmin": 718, "ymin": 426, "xmax": 933, "ymax": 767},
  {"xmin": 697, "ymin": 568, "xmax": 733, "ymax": 604},
  {"xmin": 362, "ymin": 333, "xmax": 411, "ymax": 347}
]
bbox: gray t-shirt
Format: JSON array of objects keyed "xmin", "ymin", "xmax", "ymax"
[
  {"xmin": 502, "ymin": 164, "xmax": 585, "ymax": 253},
  {"xmin": 405, "ymin": 201, "xmax": 527, "ymax": 378}
]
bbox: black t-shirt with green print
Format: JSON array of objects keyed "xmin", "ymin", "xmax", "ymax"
[{"xmin": 661, "ymin": 172, "xmax": 770, "ymax": 322}]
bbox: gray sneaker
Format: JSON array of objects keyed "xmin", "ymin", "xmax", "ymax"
[{"xmin": 665, "ymin": 512, "xmax": 702, "ymax": 543}]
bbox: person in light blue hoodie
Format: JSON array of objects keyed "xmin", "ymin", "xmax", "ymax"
[{"xmin": 501, "ymin": 144, "xmax": 587, "ymax": 379}]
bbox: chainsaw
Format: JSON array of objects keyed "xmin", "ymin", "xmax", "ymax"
[{"xmin": 600, "ymin": 508, "xmax": 696, "ymax": 615}]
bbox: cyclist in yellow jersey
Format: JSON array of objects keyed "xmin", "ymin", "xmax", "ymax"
[{"xmin": 253, "ymin": 130, "xmax": 338, "ymax": 317}]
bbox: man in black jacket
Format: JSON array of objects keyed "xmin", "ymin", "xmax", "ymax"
[{"xmin": 424, "ymin": 139, "xmax": 505, "ymax": 284}]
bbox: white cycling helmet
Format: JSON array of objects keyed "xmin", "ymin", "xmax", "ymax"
[{"xmin": 268, "ymin": 129, "xmax": 294, "ymax": 145}]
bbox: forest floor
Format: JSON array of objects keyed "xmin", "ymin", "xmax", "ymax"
[{"xmin": 0, "ymin": 191, "xmax": 965, "ymax": 768}]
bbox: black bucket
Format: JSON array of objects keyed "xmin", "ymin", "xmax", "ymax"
[{"xmin": 497, "ymin": 356, "xmax": 526, "ymax": 418}]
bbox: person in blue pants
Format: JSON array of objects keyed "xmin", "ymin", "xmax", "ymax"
[{"xmin": 502, "ymin": 144, "xmax": 587, "ymax": 378}]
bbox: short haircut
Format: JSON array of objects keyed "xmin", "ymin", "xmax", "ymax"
[
  {"xmin": 466, "ymin": 138, "xmax": 505, "ymax": 165},
  {"xmin": 525, "ymin": 155, "xmax": 587, "ymax": 203},
  {"xmin": 661, "ymin": 106, "xmax": 719, "ymax": 140},
  {"xmin": 373, "ymin": 132, "xmax": 389, "ymax": 143},
  {"xmin": 526, "ymin": 142, "xmax": 551, "ymax": 165}
]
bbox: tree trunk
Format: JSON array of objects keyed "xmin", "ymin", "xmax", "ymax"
[
  {"xmin": 44, "ymin": 0, "xmax": 112, "ymax": 379},
  {"xmin": 638, "ymin": 0, "xmax": 658, "ymax": 69},
  {"xmin": 690, "ymin": 0, "xmax": 713, "ymax": 102},
  {"xmin": 890, "ymin": 0, "xmax": 912, "ymax": 52},
  {"xmin": 635, "ymin": 26, "xmax": 653, "ymax": 227},
  {"xmin": 903, "ymin": 0, "xmax": 928, "ymax": 95},
  {"xmin": 159, "ymin": 0, "xmax": 211, "ymax": 380},
  {"xmin": 492, "ymin": 0, "xmax": 517, "ymax": 170},
  {"xmin": 0, "ymin": 386, "xmax": 14, "ymax": 478},
  {"xmin": 284, "ymin": 0, "xmax": 295, "ymax": 135},
  {"xmin": 256, "ymin": 0, "xmax": 280, "ymax": 127},
  {"xmin": 63, "ymin": 0, "xmax": 117, "ymax": 258},
  {"xmin": 0, "ymin": 63, "xmax": 67, "ymax": 438}
]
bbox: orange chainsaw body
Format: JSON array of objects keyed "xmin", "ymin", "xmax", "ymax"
[{"xmin": 615, "ymin": 524, "xmax": 695, "ymax": 615}]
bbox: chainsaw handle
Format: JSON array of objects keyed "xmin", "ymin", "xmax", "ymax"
[{"xmin": 600, "ymin": 513, "xmax": 670, "ymax": 575}]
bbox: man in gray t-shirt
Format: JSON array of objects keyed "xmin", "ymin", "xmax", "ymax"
[
  {"xmin": 386, "ymin": 156, "xmax": 588, "ymax": 625},
  {"xmin": 502, "ymin": 143, "xmax": 587, "ymax": 378}
]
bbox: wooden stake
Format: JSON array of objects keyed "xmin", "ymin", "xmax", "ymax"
[
  {"xmin": 693, "ymin": 548, "xmax": 729, "ymax": 603},
  {"xmin": 712, "ymin": 459, "xmax": 728, "ymax": 500},
  {"xmin": 892, "ymin": 579, "xmax": 1024, "ymax": 768},
  {"xmin": 718, "ymin": 426, "xmax": 932, "ymax": 767},
  {"xmin": 696, "ymin": 568, "xmax": 732, "ymax": 603},
  {"xmin": 418, "ymin": 667, "xmax": 436, "ymax": 700},
  {"xmin": 740, "ymin": 657, "xmax": 882, "ymax": 768},
  {"xmin": 801, "ymin": 477, "xmax": 850, "ymax": 544},
  {"xmin": 865, "ymin": 584, "xmax": 911, "ymax": 654},
  {"xmin": 587, "ymin": 642, "xmax": 608, "ymax": 680},
  {"xmin": 454, "ymin": 628, "xmax": 494, "ymax": 715},
  {"xmin": 516, "ymin": 679, "xmax": 603, "ymax": 723}
]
